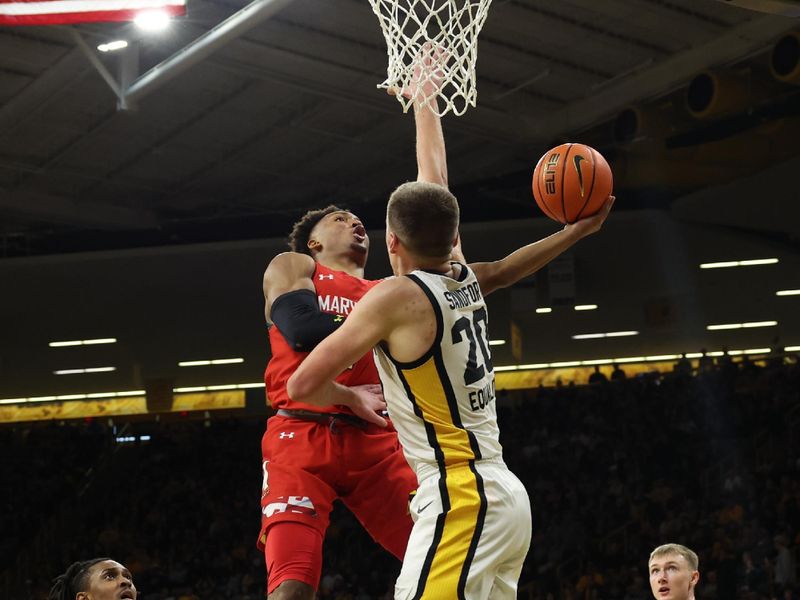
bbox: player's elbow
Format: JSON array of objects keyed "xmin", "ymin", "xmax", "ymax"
[{"xmin": 286, "ymin": 371, "xmax": 316, "ymax": 405}]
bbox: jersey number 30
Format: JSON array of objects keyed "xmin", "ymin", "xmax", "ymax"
[{"xmin": 451, "ymin": 306, "xmax": 494, "ymax": 385}]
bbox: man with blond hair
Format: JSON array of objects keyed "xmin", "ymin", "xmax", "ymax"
[{"xmin": 649, "ymin": 543, "xmax": 700, "ymax": 600}]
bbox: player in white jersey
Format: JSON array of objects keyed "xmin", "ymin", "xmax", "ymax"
[{"xmin": 288, "ymin": 182, "xmax": 613, "ymax": 599}]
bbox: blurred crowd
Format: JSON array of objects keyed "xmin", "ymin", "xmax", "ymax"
[
  {"xmin": 513, "ymin": 353, "xmax": 800, "ymax": 600},
  {"xmin": 2, "ymin": 353, "xmax": 798, "ymax": 599}
]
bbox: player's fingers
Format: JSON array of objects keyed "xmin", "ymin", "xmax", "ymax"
[
  {"xmin": 363, "ymin": 409, "xmax": 388, "ymax": 428},
  {"xmin": 354, "ymin": 384, "xmax": 384, "ymax": 398},
  {"xmin": 597, "ymin": 195, "xmax": 614, "ymax": 219}
]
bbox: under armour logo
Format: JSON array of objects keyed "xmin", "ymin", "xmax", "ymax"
[
  {"xmin": 279, "ymin": 431, "xmax": 295, "ymax": 439},
  {"xmin": 319, "ymin": 274, "xmax": 334, "ymax": 280}
]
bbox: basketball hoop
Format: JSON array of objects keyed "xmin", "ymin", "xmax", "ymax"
[{"xmin": 368, "ymin": 0, "xmax": 493, "ymax": 117}]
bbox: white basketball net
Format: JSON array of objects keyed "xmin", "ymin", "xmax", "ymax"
[{"xmin": 368, "ymin": 0, "xmax": 493, "ymax": 117}]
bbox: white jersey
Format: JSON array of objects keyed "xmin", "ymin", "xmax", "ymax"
[{"xmin": 374, "ymin": 263, "xmax": 503, "ymax": 476}]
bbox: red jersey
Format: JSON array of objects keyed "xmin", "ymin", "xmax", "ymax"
[{"xmin": 265, "ymin": 262, "xmax": 381, "ymax": 413}]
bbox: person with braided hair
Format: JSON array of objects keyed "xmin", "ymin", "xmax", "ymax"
[{"xmin": 48, "ymin": 558, "xmax": 137, "ymax": 600}]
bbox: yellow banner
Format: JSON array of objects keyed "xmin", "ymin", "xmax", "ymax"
[
  {"xmin": 0, "ymin": 391, "xmax": 245, "ymax": 424},
  {"xmin": 172, "ymin": 391, "xmax": 245, "ymax": 412},
  {"xmin": 0, "ymin": 396, "xmax": 147, "ymax": 423}
]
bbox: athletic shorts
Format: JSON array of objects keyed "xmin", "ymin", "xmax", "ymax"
[
  {"xmin": 395, "ymin": 458, "xmax": 532, "ymax": 600},
  {"xmin": 257, "ymin": 413, "xmax": 418, "ymax": 588}
]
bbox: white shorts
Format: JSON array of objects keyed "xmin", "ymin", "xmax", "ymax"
[{"xmin": 395, "ymin": 458, "xmax": 532, "ymax": 600}]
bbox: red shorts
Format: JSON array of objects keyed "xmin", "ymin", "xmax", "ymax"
[{"xmin": 257, "ymin": 413, "xmax": 417, "ymax": 592}]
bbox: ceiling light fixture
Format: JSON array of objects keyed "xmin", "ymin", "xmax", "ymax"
[
  {"xmin": 574, "ymin": 304, "xmax": 598, "ymax": 311},
  {"xmin": 535, "ymin": 307, "xmax": 552, "ymax": 314},
  {"xmin": 54, "ymin": 367, "xmax": 116, "ymax": 375},
  {"xmin": 489, "ymin": 340, "xmax": 506, "ymax": 346},
  {"xmin": 707, "ymin": 321, "xmax": 778, "ymax": 331},
  {"xmin": 178, "ymin": 358, "xmax": 245, "ymax": 367},
  {"xmin": 572, "ymin": 331, "xmax": 639, "ymax": 340},
  {"xmin": 777, "ymin": 289, "xmax": 800, "ymax": 297},
  {"xmin": 49, "ymin": 338, "xmax": 117, "ymax": 347},
  {"xmin": 700, "ymin": 258, "xmax": 779, "ymax": 269},
  {"xmin": 97, "ymin": 40, "xmax": 128, "ymax": 52}
]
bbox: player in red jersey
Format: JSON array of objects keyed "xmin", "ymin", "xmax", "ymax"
[{"xmin": 257, "ymin": 64, "xmax": 450, "ymax": 599}]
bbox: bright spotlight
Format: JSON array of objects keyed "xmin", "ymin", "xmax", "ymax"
[{"xmin": 134, "ymin": 9, "xmax": 170, "ymax": 31}]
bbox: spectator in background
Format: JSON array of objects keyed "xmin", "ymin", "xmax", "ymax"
[
  {"xmin": 674, "ymin": 354, "xmax": 692, "ymax": 378},
  {"xmin": 611, "ymin": 363, "xmax": 626, "ymax": 382},
  {"xmin": 576, "ymin": 561, "xmax": 605, "ymax": 599},
  {"xmin": 698, "ymin": 349, "xmax": 713, "ymax": 374},
  {"xmin": 774, "ymin": 534, "xmax": 797, "ymax": 588},
  {"xmin": 589, "ymin": 365, "xmax": 608, "ymax": 385},
  {"xmin": 648, "ymin": 544, "xmax": 699, "ymax": 600},
  {"xmin": 48, "ymin": 558, "xmax": 137, "ymax": 600}
]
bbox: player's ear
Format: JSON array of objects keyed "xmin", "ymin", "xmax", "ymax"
[
  {"xmin": 386, "ymin": 231, "xmax": 399, "ymax": 254},
  {"xmin": 689, "ymin": 570, "xmax": 700, "ymax": 589},
  {"xmin": 307, "ymin": 238, "xmax": 321, "ymax": 253},
  {"xmin": 76, "ymin": 592, "xmax": 89, "ymax": 600}
]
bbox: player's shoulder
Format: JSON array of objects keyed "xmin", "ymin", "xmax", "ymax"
[
  {"xmin": 264, "ymin": 252, "xmax": 315, "ymax": 278},
  {"xmin": 365, "ymin": 275, "xmax": 425, "ymax": 305}
]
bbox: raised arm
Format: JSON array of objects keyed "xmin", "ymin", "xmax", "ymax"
[
  {"xmin": 392, "ymin": 43, "xmax": 448, "ymax": 187},
  {"xmin": 411, "ymin": 46, "xmax": 470, "ymax": 265},
  {"xmin": 470, "ymin": 196, "xmax": 615, "ymax": 296},
  {"xmin": 263, "ymin": 252, "xmax": 344, "ymax": 352},
  {"xmin": 415, "ymin": 94, "xmax": 447, "ymax": 186}
]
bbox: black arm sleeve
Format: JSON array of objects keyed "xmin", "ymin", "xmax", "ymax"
[{"xmin": 270, "ymin": 289, "xmax": 345, "ymax": 351}]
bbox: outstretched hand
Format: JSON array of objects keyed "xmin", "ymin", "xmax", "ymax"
[
  {"xmin": 388, "ymin": 42, "xmax": 449, "ymax": 101},
  {"xmin": 564, "ymin": 195, "xmax": 615, "ymax": 240},
  {"xmin": 345, "ymin": 384, "xmax": 388, "ymax": 428}
]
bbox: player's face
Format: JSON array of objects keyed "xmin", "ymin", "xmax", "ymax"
[
  {"xmin": 649, "ymin": 554, "xmax": 698, "ymax": 600},
  {"xmin": 309, "ymin": 211, "xmax": 369, "ymax": 257},
  {"xmin": 77, "ymin": 560, "xmax": 137, "ymax": 600}
]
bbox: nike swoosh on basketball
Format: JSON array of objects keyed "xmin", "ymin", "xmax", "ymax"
[
  {"xmin": 573, "ymin": 155, "xmax": 587, "ymax": 198},
  {"xmin": 417, "ymin": 500, "xmax": 434, "ymax": 513}
]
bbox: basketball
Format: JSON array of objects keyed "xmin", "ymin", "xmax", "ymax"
[{"xmin": 532, "ymin": 143, "xmax": 613, "ymax": 224}]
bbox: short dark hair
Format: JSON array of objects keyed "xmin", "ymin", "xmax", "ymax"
[
  {"xmin": 48, "ymin": 558, "xmax": 111, "ymax": 600},
  {"xmin": 387, "ymin": 182, "xmax": 459, "ymax": 258},
  {"xmin": 288, "ymin": 205, "xmax": 344, "ymax": 255}
]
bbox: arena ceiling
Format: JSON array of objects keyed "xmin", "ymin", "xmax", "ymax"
[{"xmin": 0, "ymin": 0, "xmax": 798, "ymax": 257}]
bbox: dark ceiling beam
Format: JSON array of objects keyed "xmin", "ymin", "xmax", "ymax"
[
  {"xmin": 0, "ymin": 156, "xmax": 172, "ymax": 195},
  {"xmin": 520, "ymin": 14, "xmax": 799, "ymax": 142},
  {"xmin": 75, "ymin": 80, "xmax": 258, "ymax": 202},
  {"xmin": 208, "ymin": 51, "xmax": 526, "ymax": 146},
  {"xmin": 186, "ymin": 4, "xmax": 546, "ymax": 142},
  {"xmin": 706, "ymin": 0, "xmax": 800, "ymax": 17},
  {"xmin": 0, "ymin": 46, "xmax": 88, "ymax": 137},
  {"xmin": 0, "ymin": 190, "xmax": 159, "ymax": 229},
  {"xmin": 632, "ymin": 0, "xmax": 733, "ymax": 27},
  {"xmin": 672, "ymin": 153, "xmax": 800, "ymax": 236},
  {"xmin": 501, "ymin": 0, "xmax": 672, "ymax": 56}
]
